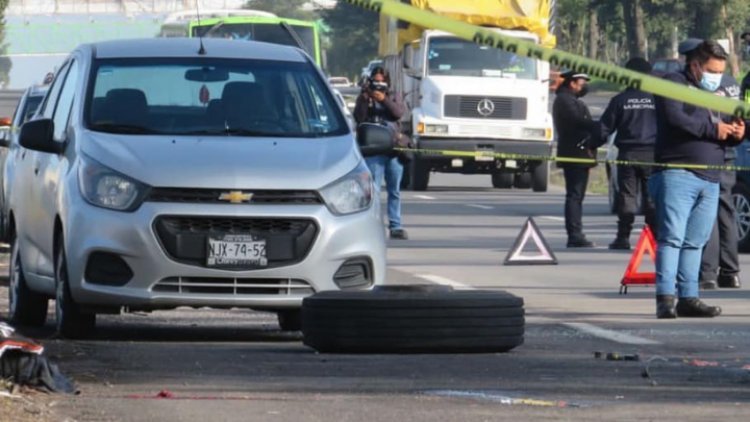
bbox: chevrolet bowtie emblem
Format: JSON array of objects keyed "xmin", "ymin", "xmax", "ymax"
[{"xmin": 219, "ymin": 191, "xmax": 254, "ymax": 204}]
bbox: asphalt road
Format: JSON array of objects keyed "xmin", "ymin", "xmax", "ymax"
[{"xmin": 1, "ymin": 173, "xmax": 749, "ymax": 421}]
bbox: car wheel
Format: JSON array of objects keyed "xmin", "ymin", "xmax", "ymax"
[
  {"xmin": 733, "ymin": 182, "xmax": 750, "ymax": 252},
  {"xmin": 302, "ymin": 285, "xmax": 525, "ymax": 353},
  {"xmin": 55, "ymin": 238, "xmax": 95, "ymax": 339},
  {"xmin": 513, "ymin": 172, "xmax": 532, "ymax": 189},
  {"xmin": 8, "ymin": 236, "xmax": 48, "ymax": 326},
  {"xmin": 277, "ymin": 309, "xmax": 302, "ymax": 332},
  {"xmin": 532, "ymin": 162, "xmax": 548, "ymax": 192},
  {"xmin": 491, "ymin": 172, "xmax": 513, "ymax": 189}
]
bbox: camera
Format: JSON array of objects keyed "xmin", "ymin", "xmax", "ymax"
[{"xmin": 369, "ymin": 80, "xmax": 389, "ymax": 93}]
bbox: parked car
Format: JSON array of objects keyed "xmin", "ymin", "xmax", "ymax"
[
  {"xmin": 6, "ymin": 38, "xmax": 391, "ymax": 338},
  {"xmin": 0, "ymin": 85, "xmax": 49, "ymax": 242},
  {"xmin": 733, "ymin": 139, "xmax": 750, "ymax": 251},
  {"xmin": 328, "ymin": 76, "xmax": 352, "ymax": 88}
]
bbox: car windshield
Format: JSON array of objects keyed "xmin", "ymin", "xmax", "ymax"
[
  {"xmin": 427, "ymin": 37, "xmax": 537, "ymax": 79},
  {"xmin": 86, "ymin": 58, "xmax": 347, "ymax": 137}
]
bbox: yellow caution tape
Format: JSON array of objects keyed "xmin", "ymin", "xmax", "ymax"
[
  {"xmin": 399, "ymin": 148, "xmax": 750, "ymax": 172},
  {"xmin": 344, "ymin": 0, "xmax": 750, "ymax": 119}
]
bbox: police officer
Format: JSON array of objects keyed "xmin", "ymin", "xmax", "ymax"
[
  {"xmin": 592, "ymin": 58, "xmax": 656, "ymax": 250},
  {"xmin": 675, "ymin": 39, "xmax": 743, "ymax": 290},
  {"xmin": 553, "ymin": 71, "xmax": 599, "ymax": 248}
]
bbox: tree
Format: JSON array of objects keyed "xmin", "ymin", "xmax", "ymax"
[
  {"xmin": 243, "ymin": 0, "xmax": 318, "ymax": 20},
  {"xmin": 321, "ymin": 3, "xmax": 379, "ymax": 78},
  {"xmin": 0, "ymin": 0, "xmax": 11, "ymax": 88}
]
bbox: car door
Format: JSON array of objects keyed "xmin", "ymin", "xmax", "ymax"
[
  {"xmin": 33, "ymin": 58, "xmax": 81, "ymax": 278},
  {"xmin": 15, "ymin": 62, "xmax": 70, "ymax": 278}
]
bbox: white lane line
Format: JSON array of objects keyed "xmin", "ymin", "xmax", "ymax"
[
  {"xmin": 414, "ymin": 195, "xmax": 436, "ymax": 200},
  {"xmin": 563, "ymin": 322, "xmax": 661, "ymax": 345},
  {"xmin": 540, "ymin": 216, "xmax": 565, "ymax": 222},
  {"xmin": 466, "ymin": 204, "xmax": 494, "ymax": 210},
  {"xmin": 417, "ymin": 274, "xmax": 475, "ymax": 290}
]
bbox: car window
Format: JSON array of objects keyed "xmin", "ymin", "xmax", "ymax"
[
  {"xmin": 39, "ymin": 62, "xmax": 71, "ymax": 120},
  {"xmin": 86, "ymin": 58, "xmax": 348, "ymax": 138},
  {"xmin": 52, "ymin": 60, "xmax": 79, "ymax": 142},
  {"xmin": 20, "ymin": 95, "xmax": 44, "ymax": 125}
]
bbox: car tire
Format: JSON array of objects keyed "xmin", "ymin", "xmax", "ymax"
[
  {"xmin": 514, "ymin": 172, "xmax": 532, "ymax": 189},
  {"xmin": 55, "ymin": 238, "xmax": 95, "ymax": 339},
  {"xmin": 532, "ymin": 162, "xmax": 548, "ymax": 192},
  {"xmin": 411, "ymin": 159, "xmax": 430, "ymax": 191},
  {"xmin": 733, "ymin": 182, "xmax": 750, "ymax": 252},
  {"xmin": 301, "ymin": 286, "xmax": 525, "ymax": 353},
  {"xmin": 8, "ymin": 236, "xmax": 48, "ymax": 327},
  {"xmin": 492, "ymin": 172, "xmax": 514, "ymax": 189},
  {"xmin": 277, "ymin": 309, "xmax": 302, "ymax": 331}
]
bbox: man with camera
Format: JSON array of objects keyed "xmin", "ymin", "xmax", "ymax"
[{"xmin": 354, "ymin": 66, "xmax": 408, "ymax": 239}]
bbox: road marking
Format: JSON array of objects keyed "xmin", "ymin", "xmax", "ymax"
[
  {"xmin": 417, "ymin": 274, "xmax": 474, "ymax": 290},
  {"xmin": 563, "ymin": 322, "xmax": 661, "ymax": 345},
  {"xmin": 540, "ymin": 216, "xmax": 565, "ymax": 222},
  {"xmin": 466, "ymin": 204, "xmax": 494, "ymax": 210},
  {"xmin": 414, "ymin": 195, "xmax": 436, "ymax": 200}
]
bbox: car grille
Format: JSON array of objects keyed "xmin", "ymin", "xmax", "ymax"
[
  {"xmin": 444, "ymin": 95, "xmax": 527, "ymax": 120},
  {"xmin": 146, "ymin": 188, "xmax": 322, "ymax": 205},
  {"xmin": 154, "ymin": 217, "xmax": 318, "ymax": 269},
  {"xmin": 152, "ymin": 277, "xmax": 314, "ymax": 295}
]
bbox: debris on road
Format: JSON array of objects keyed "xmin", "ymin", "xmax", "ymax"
[
  {"xmin": 426, "ymin": 390, "xmax": 581, "ymax": 408},
  {"xmin": 686, "ymin": 359, "xmax": 720, "ymax": 367},
  {"xmin": 0, "ymin": 322, "xmax": 76, "ymax": 394}
]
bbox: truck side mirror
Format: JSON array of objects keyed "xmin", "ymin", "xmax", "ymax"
[
  {"xmin": 405, "ymin": 68, "xmax": 422, "ymax": 80},
  {"xmin": 357, "ymin": 123, "xmax": 393, "ymax": 157}
]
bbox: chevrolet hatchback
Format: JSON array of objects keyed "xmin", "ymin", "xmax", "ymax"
[{"xmin": 6, "ymin": 38, "xmax": 389, "ymax": 338}]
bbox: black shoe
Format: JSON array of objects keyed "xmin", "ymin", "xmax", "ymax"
[
  {"xmin": 717, "ymin": 274, "xmax": 741, "ymax": 289},
  {"xmin": 567, "ymin": 238, "xmax": 595, "ymax": 248},
  {"xmin": 699, "ymin": 280, "xmax": 718, "ymax": 290},
  {"xmin": 390, "ymin": 228, "xmax": 408, "ymax": 240},
  {"xmin": 656, "ymin": 295, "xmax": 676, "ymax": 319},
  {"xmin": 675, "ymin": 298, "xmax": 722, "ymax": 318},
  {"xmin": 608, "ymin": 237, "xmax": 631, "ymax": 250}
]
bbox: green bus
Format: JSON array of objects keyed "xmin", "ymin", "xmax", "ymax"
[{"xmin": 159, "ymin": 9, "xmax": 323, "ymax": 67}]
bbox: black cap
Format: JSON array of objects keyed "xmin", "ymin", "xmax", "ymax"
[
  {"xmin": 624, "ymin": 57, "xmax": 652, "ymax": 74},
  {"xmin": 678, "ymin": 38, "xmax": 703, "ymax": 55},
  {"xmin": 561, "ymin": 70, "xmax": 590, "ymax": 81}
]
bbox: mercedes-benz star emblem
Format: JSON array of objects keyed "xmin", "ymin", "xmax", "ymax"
[{"xmin": 477, "ymin": 98, "xmax": 495, "ymax": 117}]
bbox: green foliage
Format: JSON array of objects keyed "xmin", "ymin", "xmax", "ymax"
[
  {"xmin": 321, "ymin": 3, "xmax": 379, "ymax": 78},
  {"xmin": 244, "ymin": 0, "xmax": 319, "ymax": 21},
  {"xmin": 0, "ymin": 0, "xmax": 10, "ymax": 88}
]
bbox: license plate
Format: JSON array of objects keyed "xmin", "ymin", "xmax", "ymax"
[
  {"xmin": 207, "ymin": 234, "xmax": 267, "ymax": 268},
  {"xmin": 475, "ymin": 150, "xmax": 495, "ymax": 162}
]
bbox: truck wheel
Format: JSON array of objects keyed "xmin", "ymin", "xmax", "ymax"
[
  {"xmin": 411, "ymin": 159, "xmax": 430, "ymax": 191},
  {"xmin": 733, "ymin": 182, "xmax": 750, "ymax": 252},
  {"xmin": 277, "ymin": 309, "xmax": 302, "ymax": 331},
  {"xmin": 514, "ymin": 173, "xmax": 532, "ymax": 189},
  {"xmin": 492, "ymin": 172, "xmax": 513, "ymax": 189},
  {"xmin": 532, "ymin": 162, "xmax": 549, "ymax": 192},
  {"xmin": 302, "ymin": 286, "xmax": 525, "ymax": 353}
]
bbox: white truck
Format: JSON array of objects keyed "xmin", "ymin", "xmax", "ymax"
[{"xmin": 380, "ymin": 0, "xmax": 556, "ymax": 191}]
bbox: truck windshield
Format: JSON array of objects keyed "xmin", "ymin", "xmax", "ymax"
[
  {"xmin": 86, "ymin": 58, "xmax": 347, "ymax": 138},
  {"xmin": 427, "ymin": 37, "xmax": 537, "ymax": 79},
  {"xmin": 192, "ymin": 23, "xmax": 315, "ymax": 59}
]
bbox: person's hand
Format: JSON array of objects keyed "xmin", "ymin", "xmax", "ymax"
[
  {"xmin": 717, "ymin": 121, "xmax": 734, "ymax": 141},
  {"xmin": 372, "ymin": 91, "xmax": 386, "ymax": 102},
  {"xmin": 731, "ymin": 119, "xmax": 746, "ymax": 140}
]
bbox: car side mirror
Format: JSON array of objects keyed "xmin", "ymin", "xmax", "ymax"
[
  {"xmin": 20, "ymin": 119, "xmax": 63, "ymax": 154},
  {"xmin": 357, "ymin": 123, "xmax": 393, "ymax": 157}
]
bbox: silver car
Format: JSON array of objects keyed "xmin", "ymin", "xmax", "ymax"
[{"xmin": 7, "ymin": 38, "xmax": 390, "ymax": 338}]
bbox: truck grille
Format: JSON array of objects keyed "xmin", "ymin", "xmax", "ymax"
[
  {"xmin": 152, "ymin": 277, "xmax": 314, "ymax": 295},
  {"xmin": 444, "ymin": 95, "xmax": 527, "ymax": 120}
]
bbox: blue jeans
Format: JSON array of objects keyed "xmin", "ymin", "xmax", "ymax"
[
  {"xmin": 365, "ymin": 155, "xmax": 403, "ymax": 230},
  {"xmin": 648, "ymin": 170, "xmax": 719, "ymax": 298}
]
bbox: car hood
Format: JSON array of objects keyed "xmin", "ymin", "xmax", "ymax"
[{"xmin": 80, "ymin": 131, "xmax": 361, "ymax": 190}]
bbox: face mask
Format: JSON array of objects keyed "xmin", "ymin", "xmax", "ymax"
[
  {"xmin": 577, "ymin": 85, "xmax": 589, "ymax": 98},
  {"xmin": 699, "ymin": 71, "xmax": 722, "ymax": 92}
]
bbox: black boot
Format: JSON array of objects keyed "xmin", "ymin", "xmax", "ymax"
[
  {"xmin": 675, "ymin": 298, "xmax": 722, "ymax": 318},
  {"xmin": 608, "ymin": 237, "xmax": 631, "ymax": 250},
  {"xmin": 717, "ymin": 273, "xmax": 741, "ymax": 289},
  {"xmin": 656, "ymin": 295, "xmax": 676, "ymax": 319}
]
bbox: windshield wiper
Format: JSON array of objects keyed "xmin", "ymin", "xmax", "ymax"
[
  {"xmin": 223, "ymin": 128, "xmax": 288, "ymax": 137},
  {"xmin": 89, "ymin": 123, "xmax": 160, "ymax": 135}
]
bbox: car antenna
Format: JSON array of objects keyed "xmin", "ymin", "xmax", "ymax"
[{"xmin": 196, "ymin": 0, "xmax": 206, "ymax": 55}]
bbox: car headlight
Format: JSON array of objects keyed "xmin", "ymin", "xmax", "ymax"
[
  {"xmin": 78, "ymin": 155, "xmax": 149, "ymax": 211},
  {"xmin": 320, "ymin": 161, "xmax": 373, "ymax": 215}
]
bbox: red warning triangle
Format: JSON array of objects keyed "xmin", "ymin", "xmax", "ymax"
[
  {"xmin": 504, "ymin": 217, "xmax": 557, "ymax": 266},
  {"xmin": 619, "ymin": 225, "xmax": 657, "ymax": 294}
]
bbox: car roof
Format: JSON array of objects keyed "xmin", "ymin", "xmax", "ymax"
[{"xmin": 86, "ymin": 38, "xmax": 307, "ymax": 62}]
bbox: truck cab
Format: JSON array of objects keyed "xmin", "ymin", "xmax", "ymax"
[{"xmin": 398, "ymin": 29, "xmax": 553, "ymax": 191}]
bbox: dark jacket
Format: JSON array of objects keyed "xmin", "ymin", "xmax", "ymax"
[
  {"xmin": 353, "ymin": 90, "xmax": 405, "ymax": 130},
  {"xmin": 655, "ymin": 70, "xmax": 743, "ymax": 182},
  {"xmin": 596, "ymin": 88, "xmax": 657, "ymax": 157},
  {"xmin": 717, "ymin": 74, "xmax": 742, "ymax": 160},
  {"xmin": 553, "ymin": 86, "xmax": 600, "ymax": 168}
]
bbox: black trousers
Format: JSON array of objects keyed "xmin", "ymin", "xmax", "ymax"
[
  {"xmin": 563, "ymin": 167, "xmax": 590, "ymax": 240},
  {"xmin": 615, "ymin": 151, "xmax": 656, "ymax": 238},
  {"xmin": 700, "ymin": 168, "xmax": 739, "ymax": 281}
]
